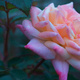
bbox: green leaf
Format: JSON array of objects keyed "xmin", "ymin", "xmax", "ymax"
[
  {"xmin": 4, "ymin": 0, "xmax": 32, "ymax": 16},
  {"xmin": 0, "ymin": 6, "xmax": 5, "ymax": 11},
  {"xmin": 10, "ymin": 15, "xmax": 27, "ymax": 23},
  {"xmin": 6, "ymin": 3, "xmax": 16, "ymax": 10},
  {"xmin": 10, "ymin": 69, "xmax": 27, "ymax": 80},
  {"xmin": 8, "ymin": 57, "xmax": 23, "ymax": 67},
  {"xmin": 0, "ymin": 75, "xmax": 12, "ymax": 80}
]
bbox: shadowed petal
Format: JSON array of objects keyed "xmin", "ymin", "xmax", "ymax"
[
  {"xmin": 22, "ymin": 20, "xmax": 40, "ymax": 38},
  {"xmin": 66, "ymin": 47, "xmax": 80, "ymax": 56},
  {"xmin": 39, "ymin": 31, "xmax": 64, "ymax": 45},
  {"xmin": 24, "ymin": 38, "xmax": 56, "ymax": 60},
  {"xmin": 67, "ymin": 58, "xmax": 80, "ymax": 70},
  {"xmin": 45, "ymin": 41, "xmax": 70, "ymax": 60}
]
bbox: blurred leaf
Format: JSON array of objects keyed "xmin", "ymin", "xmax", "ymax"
[
  {"xmin": 0, "ymin": 0, "xmax": 5, "ymax": 7},
  {"xmin": 10, "ymin": 69, "xmax": 27, "ymax": 80},
  {"xmin": 8, "ymin": 57, "xmax": 23, "ymax": 67},
  {"xmin": 0, "ymin": 6, "xmax": 5, "ymax": 11},
  {"xmin": 10, "ymin": 15, "xmax": 27, "ymax": 23},
  {"xmin": 6, "ymin": 3, "xmax": 16, "ymax": 10},
  {"xmin": 4, "ymin": 0, "xmax": 32, "ymax": 16},
  {"xmin": 0, "ymin": 75, "xmax": 12, "ymax": 80}
]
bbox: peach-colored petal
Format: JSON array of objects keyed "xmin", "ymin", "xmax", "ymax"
[
  {"xmin": 35, "ymin": 20, "xmax": 58, "ymax": 32},
  {"xmin": 25, "ymin": 38, "xmax": 56, "ymax": 60},
  {"xmin": 52, "ymin": 56, "xmax": 69, "ymax": 80},
  {"xmin": 67, "ymin": 58, "xmax": 80, "ymax": 70},
  {"xmin": 65, "ymin": 39, "xmax": 80, "ymax": 50},
  {"xmin": 60, "ymin": 2, "xmax": 79, "ymax": 20},
  {"xmin": 73, "ymin": 39, "xmax": 80, "ymax": 46},
  {"xmin": 45, "ymin": 41, "xmax": 70, "ymax": 60},
  {"xmin": 66, "ymin": 47, "xmax": 80, "ymax": 56},
  {"xmin": 49, "ymin": 9, "xmax": 65, "ymax": 26},
  {"xmin": 73, "ymin": 19, "xmax": 80, "ymax": 34},
  {"xmin": 30, "ymin": 6, "xmax": 41, "ymax": 26},
  {"xmin": 37, "ymin": 3, "xmax": 55, "ymax": 21},
  {"xmin": 39, "ymin": 31, "xmax": 65, "ymax": 45},
  {"xmin": 16, "ymin": 24, "xmax": 33, "ymax": 39},
  {"xmin": 22, "ymin": 20, "xmax": 40, "ymax": 38},
  {"xmin": 56, "ymin": 24, "xmax": 74, "ymax": 39}
]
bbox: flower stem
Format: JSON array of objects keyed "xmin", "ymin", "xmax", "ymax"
[
  {"xmin": 4, "ymin": 2, "xmax": 10, "ymax": 63},
  {"xmin": 28, "ymin": 59, "xmax": 45, "ymax": 76}
]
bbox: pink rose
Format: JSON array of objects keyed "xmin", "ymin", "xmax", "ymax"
[{"xmin": 17, "ymin": 2, "xmax": 80, "ymax": 80}]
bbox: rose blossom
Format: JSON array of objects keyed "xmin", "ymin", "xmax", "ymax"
[{"xmin": 17, "ymin": 2, "xmax": 80, "ymax": 80}]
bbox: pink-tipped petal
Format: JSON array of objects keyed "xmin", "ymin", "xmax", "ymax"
[
  {"xmin": 66, "ymin": 47, "xmax": 80, "ymax": 56},
  {"xmin": 52, "ymin": 56, "xmax": 69, "ymax": 80},
  {"xmin": 22, "ymin": 20, "xmax": 40, "ymax": 38},
  {"xmin": 39, "ymin": 31, "xmax": 65, "ymax": 45},
  {"xmin": 25, "ymin": 38, "xmax": 56, "ymax": 60},
  {"xmin": 16, "ymin": 24, "xmax": 33, "ymax": 39},
  {"xmin": 30, "ymin": 6, "xmax": 41, "ymax": 26},
  {"xmin": 67, "ymin": 58, "xmax": 80, "ymax": 70},
  {"xmin": 45, "ymin": 41, "xmax": 70, "ymax": 60}
]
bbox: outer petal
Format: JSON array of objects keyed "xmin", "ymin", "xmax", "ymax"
[
  {"xmin": 25, "ymin": 38, "xmax": 56, "ymax": 60},
  {"xmin": 66, "ymin": 47, "xmax": 80, "ymax": 56},
  {"xmin": 52, "ymin": 56, "xmax": 69, "ymax": 80},
  {"xmin": 16, "ymin": 24, "xmax": 33, "ymax": 39},
  {"xmin": 67, "ymin": 58, "xmax": 80, "ymax": 70},
  {"xmin": 39, "ymin": 31, "xmax": 65, "ymax": 45},
  {"xmin": 45, "ymin": 41, "xmax": 70, "ymax": 60},
  {"xmin": 22, "ymin": 20, "xmax": 40, "ymax": 38},
  {"xmin": 30, "ymin": 6, "xmax": 41, "ymax": 26}
]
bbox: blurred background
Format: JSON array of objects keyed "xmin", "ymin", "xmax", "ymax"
[{"xmin": 0, "ymin": 0, "xmax": 80, "ymax": 80}]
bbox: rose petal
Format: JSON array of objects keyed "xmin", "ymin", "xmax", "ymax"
[
  {"xmin": 61, "ymin": 2, "xmax": 73, "ymax": 8},
  {"xmin": 52, "ymin": 56, "xmax": 69, "ymax": 80},
  {"xmin": 35, "ymin": 20, "xmax": 58, "ymax": 32},
  {"xmin": 45, "ymin": 41, "xmax": 70, "ymax": 60},
  {"xmin": 66, "ymin": 47, "xmax": 80, "ymax": 56},
  {"xmin": 39, "ymin": 31, "xmax": 65, "ymax": 45},
  {"xmin": 22, "ymin": 20, "xmax": 40, "ymax": 38},
  {"xmin": 67, "ymin": 58, "xmax": 80, "ymax": 70},
  {"xmin": 49, "ymin": 9, "xmax": 65, "ymax": 26},
  {"xmin": 25, "ymin": 38, "xmax": 56, "ymax": 60},
  {"xmin": 38, "ymin": 3, "xmax": 55, "ymax": 21},
  {"xmin": 30, "ymin": 6, "xmax": 41, "ymax": 26},
  {"xmin": 65, "ymin": 39, "xmax": 80, "ymax": 50},
  {"xmin": 56, "ymin": 24, "xmax": 74, "ymax": 39},
  {"xmin": 73, "ymin": 19, "xmax": 80, "ymax": 34},
  {"xmin": 16, "ymin": 24, "xmax": 33, "ymax": 39}
]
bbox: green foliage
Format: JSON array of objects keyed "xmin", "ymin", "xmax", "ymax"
[
  {"xmin": 3, "ymin": 0, "xmax": 32, "ymax": 15},
  {"xmin": 10, "ymin": 69, "xmax": 27, "ymax": 80}
]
